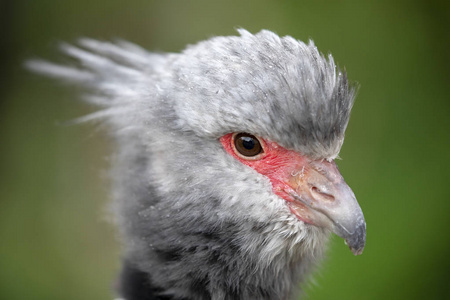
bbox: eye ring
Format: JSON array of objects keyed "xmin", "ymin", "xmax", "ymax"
[{"xmin": 232, "ymin": 132, "xmax": 265, "ymax": 160}]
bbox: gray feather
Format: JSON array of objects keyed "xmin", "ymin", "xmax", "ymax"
[{"xmin": 28, "ymin": 29, "xmax": 357, "ymax": 299}]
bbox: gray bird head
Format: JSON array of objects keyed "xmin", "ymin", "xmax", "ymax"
[{"xmin": 28, "ymin": 29, "xmax": 365, "ymax": 299}]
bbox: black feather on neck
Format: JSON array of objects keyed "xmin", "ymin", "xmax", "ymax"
[{"xmin": 118, "ymin": 260, "xmax": 177, "ymax": 300}]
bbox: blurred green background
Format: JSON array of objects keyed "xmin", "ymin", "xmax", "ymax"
[{"xmin": 1, "ymin": 0, "xmax": 449, "ymax": 299}]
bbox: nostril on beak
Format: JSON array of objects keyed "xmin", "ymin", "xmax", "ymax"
[{"xmin": 311, "ymin": 186, "xmax": 335, "ymax": 202}]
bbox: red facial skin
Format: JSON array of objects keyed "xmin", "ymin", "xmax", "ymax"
[
  {"xmin": 220, "ymin": 133, "xmax": 314, "ymax": 224},
  {"xmin": 221, "ymin": 132, "xmax": 367, "ymax": 255}
]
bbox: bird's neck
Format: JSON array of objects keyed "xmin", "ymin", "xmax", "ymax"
[
  {"xmin": 113, "ymin": 141, "xmax": 328, "ymax": 300},
  {"xmin": 118, "ymin": 224, "xmax": 325, "ymax": 300},
  {"xmin": 118, "ymin": 260, "xmax": 175, "ymax": 300}
]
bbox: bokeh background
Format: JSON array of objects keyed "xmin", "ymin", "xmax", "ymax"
[{"xmin": 1, "ymin": 0, "xmax": 449, "ymax": 299}]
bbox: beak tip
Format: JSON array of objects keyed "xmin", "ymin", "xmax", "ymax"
[
  {"xmin": 344, "ymin": 239, "xmax": 365, "ymax": 256},
  {"xmin": 343, "ymin": 221, "xmax": 366, "ymax": 256},
  {"xmin": 350, "ymin": 245, "xmax": 365, "ymax": 256}
]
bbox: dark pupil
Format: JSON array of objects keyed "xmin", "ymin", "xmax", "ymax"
[{"xmin": 241, "ymin": 137, "xmax": 255, "ymax": 150}]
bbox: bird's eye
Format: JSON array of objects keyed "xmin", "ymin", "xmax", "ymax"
[{"xmin": 233, "ymin": 133, "xmax": 264, "ymax": 158}]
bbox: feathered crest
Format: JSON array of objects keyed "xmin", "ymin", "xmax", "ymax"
[
  {"xmin": 27, "ymin": 29, "xmax": 357, "ymax": 159},
  {"xmin": 26, "ymin": 38, "xmax": 169, "ymax": 125}
]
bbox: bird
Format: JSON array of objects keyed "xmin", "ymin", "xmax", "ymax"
[{"xmin": 28, "ymin": 29, "xmax": 366, "ymax": 300}]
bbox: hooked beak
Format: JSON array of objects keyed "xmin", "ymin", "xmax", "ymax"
[{"xmin": 284, "ymin": 159, "xmax": 366, "ymax": 255}]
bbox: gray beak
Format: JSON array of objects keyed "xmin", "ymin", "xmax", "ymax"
[{"xmin": 287, "ymin": 159, "xmax": 366, "ymax": 255}]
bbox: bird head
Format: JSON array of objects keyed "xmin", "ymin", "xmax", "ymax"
[
  {"xmin": 27, "ymin": 28, "xmax": 366, "ymax": 298},
  {"xmin": 156, "ymin": 29, "xmax": 365, "ymax": 256}
]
